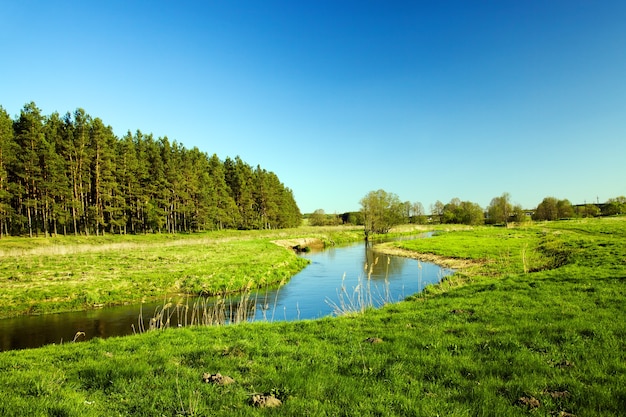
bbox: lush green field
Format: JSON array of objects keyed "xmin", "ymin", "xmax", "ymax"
[
  {"xmin": 0, "ymin": 227, "xmax": 368, "ymax": 319},
  {"xmin": 0, "ymin": 218, "xmax": 625, "ymax": 416}
]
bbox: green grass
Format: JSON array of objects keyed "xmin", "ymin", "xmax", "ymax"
[
  {"xmin": 0, "ymin": 218, "xmax": 625, "ymax": 415},
  {"xmin": 0, "ymin": 227, "xmax": 366, "ymax": 319}
]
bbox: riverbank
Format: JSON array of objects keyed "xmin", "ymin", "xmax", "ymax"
[
  {"xmin": 373, "ymin": 242, "xmax": 483, "ymax": 269},
  {"xmin": 0, "ymin": 217, "xmax": 624, "ymax": 416},
  {"xmin": 0, "ymin": 226, "xmax": 368, "ymax": 319}
]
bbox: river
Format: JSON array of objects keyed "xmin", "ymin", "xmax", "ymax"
[{"xmin": 0, "ymin": 239, "xmax": 451, "ymax": 352}]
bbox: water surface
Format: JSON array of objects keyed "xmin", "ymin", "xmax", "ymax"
[{"xmin": 0, "ymin": 240, "xmax": 451, "ymax": 351}]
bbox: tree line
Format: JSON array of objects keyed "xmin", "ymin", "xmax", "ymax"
[
  {"xmin": 0, "ymin": 102, "xmax": 301, "ymax": 237},
  {"xmin": 308, "ymin": 191, "xmax": 626, "ymax": 236}
]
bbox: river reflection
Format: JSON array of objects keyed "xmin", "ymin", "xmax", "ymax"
[
  {"xmin": 261, "ymin": 241, "xmax": 449, "ymax": 321},
  {"xmin": 0, "ymin": 240, "xmax": 451, "ymax": 352}
]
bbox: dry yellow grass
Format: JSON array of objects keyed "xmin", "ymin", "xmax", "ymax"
[{"xmin": 373, "ymin": 242, "xmax": 484, "ymax": 269}]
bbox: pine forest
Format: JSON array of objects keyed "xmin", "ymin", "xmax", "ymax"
[{"xmin": 0, "ymin": 102, "xmax": 302, "ymax": 237}]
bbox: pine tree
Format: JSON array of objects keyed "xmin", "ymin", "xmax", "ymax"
[
  {"xmin": 42, "ymin": 112, "xmax": 72, "ymax": 235},
  {"xmin": 13, "ymin": 102, "xmax": 47, "ymax": 237},
  {"xmin": 224, "ymin": 156, "xmax": 256, "ymax": 229},
  {"xmin": 208, "ymin": 154, "xmax": 239, "ymax": 229},
  {"xmin": 1, "ymin": 103, "xmax": 303, "ymax": 235},
  {"xmin": 115, "ymin": 132, "xmax": 139, "ymax": 234},
  {"xmin": 88, "ymin": 118, "xmax": 117, "ymax": 235},
  {"xmin": 143, "ymin": 134, "xmax": 167, "ymax": 232},
  {"xmin": 0, "ymin": 106, "xmax": 16, "ymax": 237},
  {"xmin": 62, "ymin": 109, "xmax": 93, "ymax": 235}
]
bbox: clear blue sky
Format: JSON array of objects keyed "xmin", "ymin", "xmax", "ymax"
[{"xmin": 2, "ymin": 1, "xmax": 625, "ymax": 214}]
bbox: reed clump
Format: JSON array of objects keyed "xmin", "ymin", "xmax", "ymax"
[
  {"xmin": 135, "ymin": 281, "xmax": 287, "ymax": 333},
  {"xmin": 325, "ymin": 257, "xmax": 398, "ymax": 316}
]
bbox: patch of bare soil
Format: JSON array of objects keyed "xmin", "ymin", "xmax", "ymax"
[
  {"xmin": 517, "ymin": 396, "xmax": 541, "ymax": 409},
  {"xmin": 544, "ymin": 389, "xmax": 570, "ymax": 399},
  {"xmin": 250, "ymin": 394, "xmax": 282, "ymax": 408},
  {"xmin": 202, "ymin": 372, "xmax": 235, "ymax": 385},
  {"xmin": 272, "ymin": 238, "xmax": 324, "ymax": 252},
  {"xmin": 550, "ymin": 359, "xmax": 574, "ymax": 369},
  {"xmin": 373, "ymin": 243, "xmax": 483, "ymax": 270},
  {"xmin": 450, "ymin": 309, "xmax": 474, "ymax": 315}
]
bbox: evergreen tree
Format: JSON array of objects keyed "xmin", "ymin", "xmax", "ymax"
[
  {"xmin": 88, "ymin": 118, "xmax": 117, "ymax": 235},
  {"xmin": 208, "ymin": 154, "xmax": 240, "ymax": 229},
  {"xmin": 277, "ymin": 186, "xmax": 301, "ymax": 228},
  {"xmin": 13, "ymin": 102, "xmax": 47, "ymax": 237},
  {"xmin": 42, "ymin": 112, "xmax": 72, "ymax": 235},
  {"xmin": 144, "ymin": 135, "xmax": 168, "ymax": 232},
  {"xmin": 224, "ymin": 156, "xmax": 255, "ymax": 229},
  {"xmin": 1, "ymin": 102, "xmax": 303, "ymax": 235},
  {"xmin": 0, "ymin": 106, "xmax": 16, "ymax": 237},
  {"xmin": 114, "ymin": 133, "xmax": 135, "ymax": 233},
  {"xmin": 63, "ymin": 108, "xmax": 93, "ymax": 235},
  {"xmin": 183, "ymin": 148, "xmax": 208, "ymax": 231},
  {"xmin": 131, "ymin": 131, "xmax": 151, "ymax": 233}
]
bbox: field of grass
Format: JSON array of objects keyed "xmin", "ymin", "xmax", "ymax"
[
  {"xmin": 0, "ymin": 226, "xmax": 368, "ymax": 319},
  {"xmin": 0, "ymin": 218, "xmax": 625, "ymax": 415}
]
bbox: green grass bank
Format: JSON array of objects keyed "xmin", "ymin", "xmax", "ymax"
[
  {"xmin": 0, "ymin": 226, "xmax": 369, "ymax": 319},
  {"xmin": 0, "ymin": 218, "xmax": 625, "ymax": 415}
]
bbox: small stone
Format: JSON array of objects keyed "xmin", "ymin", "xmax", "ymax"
[{"xmin": 364, "ymin": 337, "xmax": 383, "ymax": 344}]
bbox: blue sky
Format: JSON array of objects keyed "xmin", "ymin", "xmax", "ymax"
[{"xmin": 2, "ymin": 1, "xmax": 625, "ymax": 214}]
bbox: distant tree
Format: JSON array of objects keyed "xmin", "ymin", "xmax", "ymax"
[
  {"xmin": 578, "ymin": 204, "xmax": 600, "ymax": 218},
  {"xmin": 401, "ymin": 201, "xmax": 412, "ymax": 224},
  {"xmin": 556, "ymin": 199, "xmax": 574, "ymax": 219},
  {"xmin": 430, "ymin": 200, "xmax": 445, "ymax": 224},
  {"xmin": 533, "ymin": 197, "xmax": 574, "ymax": 221},
  {"xmin": 441, "ymin": 198, "xmax": 461, "ymax": 224},
  {"xmin": 341, "ymin": 211, "xmax": 364, "ymax": 225},
  {"xmin": 410, "ymin": 201, "xmax": 426, "ymax": 224},
  {"xmin": 603, "ymin": 196, "xmax": 626, "ymax": 216},
  {"xmin": 309, "ymin": 209, "xmax": 326, "ymax": 226},
  {"xmin": 533, "ymin": 197, "xmax": 558, "ymax": 221},
  {"xmin": 511, "ymin": 204, "xmax": 528, "ymax": 223},
  {"xmin": 458, "ymin": 200, "xmax": 485, "ymax": 225},
  {"xmin": 440, "ymin": 197, "xmax": 484, "ymax": 225},
  {"xmin": 487, "ymin": 192, "xmax": 513, "ymax": 225},
  {"xmin": 360, "ymin": 189, "xmax": 404, "ymax": 238}
]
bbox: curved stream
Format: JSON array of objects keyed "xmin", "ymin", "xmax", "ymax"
[{"xmin": 0, "ymin": 240, "xmax": 451, "ymax": 352}]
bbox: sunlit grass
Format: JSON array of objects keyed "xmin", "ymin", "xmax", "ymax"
[
  {"xmin": 0, "ymin": 228, "xmax": 364, "ymax": 319},
  {"xmin": 0, "ymin": 218, "xmax": 624, "ymax": 415}
]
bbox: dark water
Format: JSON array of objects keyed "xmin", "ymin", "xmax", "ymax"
[{"xmin": 0, "ymin": 240, "xmax": 451, "ymax": 352}]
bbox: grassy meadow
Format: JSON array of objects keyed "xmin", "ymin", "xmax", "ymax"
[
  {"xmin": 0, "ymin": 227, "xmax": 370, "ymax": 319},
  {"xmin": 0, "ymin": 218, "xmax": 625, "ymax": 415}
]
